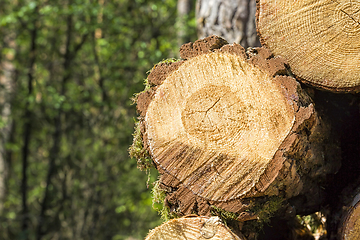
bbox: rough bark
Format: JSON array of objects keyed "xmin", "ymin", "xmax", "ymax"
[
  {"xmin": 196, "ymin": 0, "xmax": 260, "ymax": 48},
  {"xmin": 145, "ymin": 215, "xmax": 246, "ymax": 240},
  {"xmin": 256, "ymin": 0, "xmax": 360, "ymax": 92},
  {"xmin": 134, "ymin": 36, "xmax": 340, "ymax": 224}
]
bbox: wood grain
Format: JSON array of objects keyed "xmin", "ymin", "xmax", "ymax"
[
  {"xmin": 257, "ymin": 0, "xmax": 360, "ymax": 91},
  {"xmin": 145, "ymin": 52, "xmax": 295, "ymax": 201}
]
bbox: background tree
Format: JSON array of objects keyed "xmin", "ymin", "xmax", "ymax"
[{"xmin": 196, "ymin": 0, "xmax": 260, "ymax": 48}]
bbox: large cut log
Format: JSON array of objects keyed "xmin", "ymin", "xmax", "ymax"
[
  {"xmin": 256, "ymin": 0, "xmax": 360, "ymax": 92},
  {"xmin": 133, "ymin": 36, "xmax": 340, "ymax": 224},
  {"xmin": 145, "ymin": 215, "xmax": 246, "ymax": 240}
]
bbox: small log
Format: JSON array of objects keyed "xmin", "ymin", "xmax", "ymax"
[
  {"xmin": 145, "ymin": 215, "xmax": 246, "ymax": 240},
  {"xmin": 134, "ymin": 36, "xmax": 339, "ymax": 221},
  {"xmin": 326, "ymin": 182, "xmax": 360, "ymax": 240},
  {"xmin": 256, "ymin": 0, "xmax": 360, "ymax": 92},
  {"xmin": 339, "ymin": 193, "xmax": 360, "ymax": 240}
]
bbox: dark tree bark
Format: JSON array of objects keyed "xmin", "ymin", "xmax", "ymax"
[{"xmin": 196, "ymin": 0, "xmax": 260, "ymax": 48}]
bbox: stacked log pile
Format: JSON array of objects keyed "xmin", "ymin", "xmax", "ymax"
[{"xmin": 131, "ymin": 1, "xmax": 360, "ymax": 239}]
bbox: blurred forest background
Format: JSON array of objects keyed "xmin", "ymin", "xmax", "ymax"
[
  {"xmin": 0, "ymin": 0, "xmax": 261, "ymax": 239},
  {"xmin": 0, "ymin": 0, "xmax": 197, "ymax": 239}
]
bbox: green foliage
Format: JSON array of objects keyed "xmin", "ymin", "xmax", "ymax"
[
  {"xmin": 0, "ymin": 0, "xmax": 196, "ymax": 239},
  {"xmin": 297, "ymin": 212, "xmax": 326, "ymax": 236}
]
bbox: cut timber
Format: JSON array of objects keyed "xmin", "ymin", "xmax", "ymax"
[
  {"xmin": 329, "ymin": 183, "xmax": 360, "ymax": 240},
  {"xmin": 135, "ymin": 36, "xmax": 340, "ymax": 219},
  {"xmin": 146, "ymin": 49, "xmax": 294, "ymax": 201},
  {"xmin": 256, "ymin": 0, "xmax": 360, "ymax": 92},
  {"xmin": 145, "ymin": 215, "xmax": 246, "ymax": 240},
  {"xmin": 340, "ymin": 199, "xmax": 360, "ymax": 240}
]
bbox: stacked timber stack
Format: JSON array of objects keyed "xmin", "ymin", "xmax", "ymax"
[{"xmin": 131, "ymin": 0, "xmax": 360, "ymax": 239}]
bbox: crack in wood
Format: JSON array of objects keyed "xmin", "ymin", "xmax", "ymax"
[{"xmin": 331, "ymin": 0, "xmax": 360, "ymax": 26}]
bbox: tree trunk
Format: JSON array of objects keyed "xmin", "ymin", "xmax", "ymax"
[
  {"xmin": 177, "ymin": 0, "xmax": 192, "ymax": 47},
  {"xmin": 196, "ymin": 0, "xmax": 260, "ymax": 48},
  {"xmin": 256, "ymin": 0, "xmax": 360, "ymax": 92},
  {"xmin": 0, "ymin": 60, "xmax": 13, "ymax": 214},
  {"xmin": 134, "ymin": 36, "xmax": 340, "ymax": 227},
  {"xmin": 145, "ymin": 215, "xmax": 246, "ymax": 240}
]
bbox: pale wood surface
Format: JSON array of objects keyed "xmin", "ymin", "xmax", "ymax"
[
  {"xmin": 145, "ymin": 52, "xmax": 295, "ymax": 201},
  {"xmin": 145, "ymin": 216, "xmax": 244, "ymax": 240},
  {"xmin": 257, "ymin": 0, "xmax": 360, "ymax": 91}
]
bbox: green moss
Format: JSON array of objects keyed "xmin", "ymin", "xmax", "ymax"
[
  {"xmin": 151, "ymin": 180, "xmax": 178, "ymax": 222},
  {"xmin": 210, "ymin": 196, "xmax": 284, "ymax": 232},
  {"xmin": 241, "ymin": 196, "xmax": 284, "ymax": 233},
  {"xmin": 251, "ymin": 196, "xmax": 284, "ymax": 223},
  {"xmin": 210, "ymin": 205, "xmax": 239, "ymax": 225},
  {"xmin": 129, "ymin": 120, "xmax": 153, "ymax": 172},
  {"xmin": 157, "ymin": 58, "xmax": 181, "ymax": 65}
]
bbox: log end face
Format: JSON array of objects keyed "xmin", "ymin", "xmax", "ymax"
[
  {"xmin": 256, "ymin": 0, "xmax": 360, "ymax": 91},
  {"xmin": 341, "ymin": 200, "xmax": 360, "ymax": 240},
  {"xmin": 145, "ymin": 216, "xmax": 246, "ymax": 240},
  {"xmin": 146, "ymin": 51, "xmax": 296, "ymax": 201}
]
